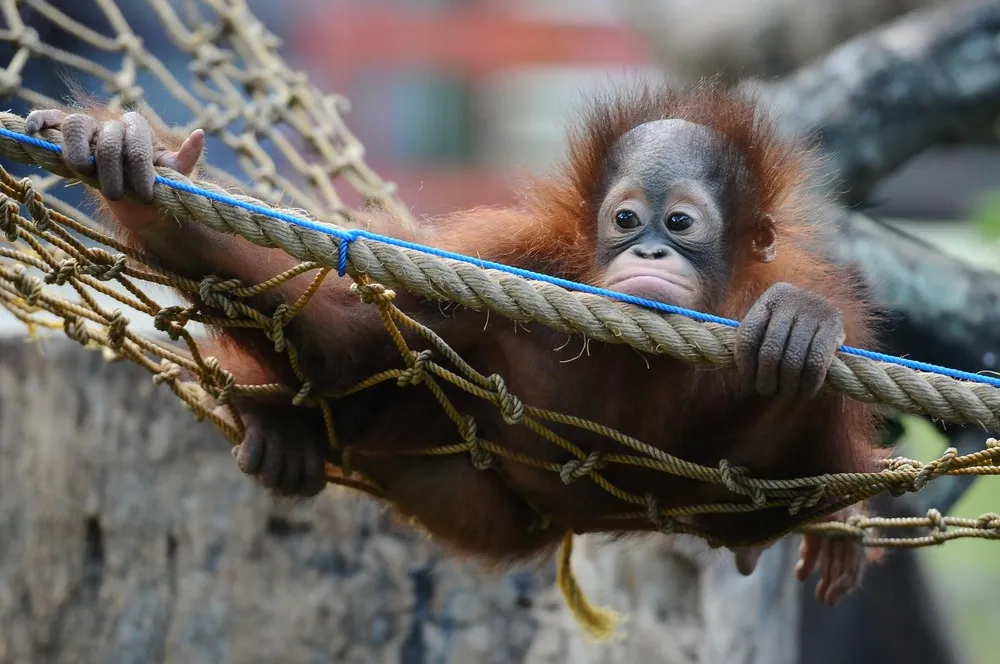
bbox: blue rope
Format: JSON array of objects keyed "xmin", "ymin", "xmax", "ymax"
[{"xmin": 3, "ymin": 125, "xmax": 999, "ymax": 389}]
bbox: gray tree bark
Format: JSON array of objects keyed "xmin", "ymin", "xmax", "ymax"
[
  {"xmin": 0, "ymin": 336, "xmax": 802, "ymax": 664},
  {"xmin": 0, "ymin": 335, "xmax": 961, "ymax": 663},
  {"xmin": 764, "ymin": 0, "xmax": 1000, "ymax": 207},
  {"xmin": 756, "ymin": 0, "xmax": 1000, "ymax": 513},
  {"xmin": 623, "ymin": 0, "xmax": 952, "ymax": 81}
]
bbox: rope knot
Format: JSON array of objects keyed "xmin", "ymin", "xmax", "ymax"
[
  {"xmin": 81, "ymin": 254, "xmax": 126, "ymax": 281},
  {"xmin": 718, "ymin": 459, "xmax": 766, "ymax": 506},
  {"xmin": 215, "ymin": 373, "xmax": 235, "ymax": 407},
  {"xmin": 203, "ymin": 357, "xmax": 235, "ymax": 406},
  {"xmin": 116, "ymin": 34, "xmax": 144, "ymax": 57},
  {"xmin": 976, "ymin": 512, "xmax": 1000, "ymax": 530},
  {"xmin": 198, "ymin": 276, "xmax": 242, "ymax": 318},
  {"xmin": 788, "ymin": 484, "xmax": 826, "ymax": 516},
  {"xmin": 560, "ymin": 452, "xmax": 602, "ymax": 484},
  {"xmin": 0, "ymin": 197, "xmax": 19, "ymax": 241},
  {"xmin": 461, "ymin": 415, "xmax": 494, "ymax": 470},
  {"xmin": 645, "ymin": 494, "xmax": 677, "ymax": 534},
  {"xmin": 153, "ymin": 306, "xmax": 187, "ymax": 340},
  {"xmin": 105, "ymin": 310, "xmax": 128, "ymax": 351},
  {"xmin": 18, "ymin": 177, "xmax": 52, "ymax": 232},
  {"xmin": 191, "ymin": 43, "xmax": 233, "ymax": 76},
  {"xmin": 194, "ymin": 104, "xmax": 233, "ymax": 133},
  {"xmin": 267, "ymin": 303, "xmax": 293, "ymax": 352},
  {"xmin": 153, "ymin": 359, "xmax": 183, "ymax": 385},
  {"xmin": 351, "ymin": 281, "xmax": 395, "ymax": 305},
  {"xmin": 63, "ymin": 316, "xmax": 90, "ymax": 345},
  {"xmin": 397, "ymin": 349, "xmax": 432, "ymax": 387},
  {"xmin": 12, "ymin": 265, "xmax": 42, "ymax": 306},
  {"xmin": 487, "ymin": 373, "xmax": 524, "ymax": 425},
  {"xmin": 922, "ymin": 508, "xmax": 947, "ymax": 543},
  {"xmin": 914, "ymin": 447, "xmax": 957, "ymax": 491},
  {"xmin": 292, "ymin": 381, "xmax": 313, "ymax": 406},
  {"xmin": 45, "ymin": 258, "xmax": 78, "ymax": 285},
  {"xmin": 245, "ymin": 103, "xmax": 276, "ymax": 134},
  {"xmin": 884, "ymin": 456, "xmax": 921, "ymax": 472},
  {"xmin": 15, "ymin": 27, "xmax": 39, "ymax": 50}
]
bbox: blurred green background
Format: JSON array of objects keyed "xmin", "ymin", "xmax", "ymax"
[{"xmin": 904, "ymin": 197, "xmax": 1000, "ymax": 664}]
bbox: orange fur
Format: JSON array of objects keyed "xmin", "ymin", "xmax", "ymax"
[{"xmin": 73, "ymin": 80, "xmax": 884, "ymax": 566}]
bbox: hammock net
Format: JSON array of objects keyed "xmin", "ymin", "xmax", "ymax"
[{"xmin": 2, "ymin": 1, "xmax": 1000, "ymax": 596}]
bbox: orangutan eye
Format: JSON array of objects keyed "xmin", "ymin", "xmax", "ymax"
[
  {"xmin": 666, "ymin": 212, "xmax": 694, "ymax": 232},
  {"xmin": 615, "ymin": 210, "xmax": 642, "ymax": 230}
]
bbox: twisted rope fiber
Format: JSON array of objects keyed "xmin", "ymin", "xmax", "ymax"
[
  {"xmin": 6, "ymin": 172, "xmax": 988, "ymax": 550},
  {"xmin": 3, "ymin": 113, "xmax": 999, "ymax": 538},
  {"xmin": 2, "ymin": 116, "xmax": 1000, "ymax": 431},
  {"xmin": 3, "ymin": 114, "xmax": 1000, "ymax": 542}
]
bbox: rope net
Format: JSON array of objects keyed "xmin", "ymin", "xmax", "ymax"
[{"xmin": 2, "ymin": 0, "xmax": 1000, "ymax": 570}]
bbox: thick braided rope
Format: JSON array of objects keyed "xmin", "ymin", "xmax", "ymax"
[{"xmin": 3, "ymin": 113, "xmax": 1000, "ymax": 431}]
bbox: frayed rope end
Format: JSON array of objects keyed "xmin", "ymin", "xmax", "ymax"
[{"xmin": 557, "ymin": 531, "xmax": 626, "ymax": 643}]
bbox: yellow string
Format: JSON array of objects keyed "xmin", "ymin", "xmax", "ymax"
[{"xmin": 557, "ymin": 531, "xmax": 624, "ymax": 642}]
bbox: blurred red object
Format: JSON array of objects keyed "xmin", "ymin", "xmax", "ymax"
[
  {"xmin": 297, "ymin": 4, "xmax": 646, "ymax": 80},
  {"xmin": 294, "ymin": 2, "xmax": 647, "ymax": 214}
]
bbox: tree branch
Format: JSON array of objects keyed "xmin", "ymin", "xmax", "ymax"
[
  {"xmin": 622, "ymin": 0, "xmax": 944, "ymax": 82},
  {"xmin": 740, "ymin": 0, "xmax": 1000, "ymax": 432},
  {"xmin": 820, "ymin": 210, "xmax": 997, "ymax": 519},
  {"xmin": 765, "ymin": 0, "xmax": 1000, "ymax": 205},
  {"xmin": 830, "ymin": 211, "xmax": 1000, "ymax": 373}
]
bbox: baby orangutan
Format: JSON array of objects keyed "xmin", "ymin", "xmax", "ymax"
[{"xmin": 26, "ymin": 81, "xmax": 884, "ymax": 606}]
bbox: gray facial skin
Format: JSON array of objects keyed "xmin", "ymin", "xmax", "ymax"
[
  {"xmin": 612, "ymin": 119, "xmax": 729, "ymax": 196},
  {"xmin": 597, "ymin": 119, "xmax": 735, "ymax": 309}
]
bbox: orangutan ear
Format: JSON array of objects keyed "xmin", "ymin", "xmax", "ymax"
[{"xmin": 752, "ymin": 214, "xmax": 777, "ymax": 264}]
